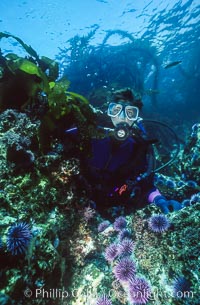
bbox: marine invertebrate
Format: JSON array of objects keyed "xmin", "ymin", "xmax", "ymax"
[
  {"xmin": 96, "ymin": 294, "xmax": 112, "ymax": 305},
  {"xmin": 128, "ymin": 277, "xmax": 151, "ymax": 304},
  {"xmin": 181, "ymin": 199, "xmax": 190, "ymax": 207},
  {"xmin": 165, "ymin": 179, "xmax": 176, "ymax": 189},
  {"xmin": 185, "ymin": 180, "xmax": 198, "ymax": 188},
  {"xmin": 177, "ymin": 180, "xmax": 185, "ymax": 188},
  {"xmin": 98, "ymin": 220, "xmax": 111, "ymax": 233},
  {"xmin": 7, "ymin": 222, "xmax": 32, "ymax": 255},
  {"xmin": 156, "ymin": 176, "xmax": 165, "ymax": 186},
  {"xmin": 119, "ymin": 229, "xmax": 132, "ymax": 241},
  {"xmin": 113, "ymin": 216, "xmax": 127, "ymax": 232},
  {"xmin": 104, "ymin": 243, "xmax": 119, "ymax": 262},
  {"xmin": 113, "ymin": 257, "xmax": 136, "ymax": 282},
  {"xmin": 52, "ymin": 159, "xmax": 80, "ymax": 185},
  {"xmin": 82, "ymin": 206, "xmax": 96, "ymax": 222},
  {"xmin": 190, "ymin": 193, "xmax": 200, "ymax": 205},
  {"xmin": 148, "ymin": 214, "xmax": 170, "ymax": 233},
  {"xmin": 172, "ymin": 276, "xmax": 191, "ymax": 298},
  {"xmin": 118, "ymin": 238, "xmax": 135, "ymax": 256}
]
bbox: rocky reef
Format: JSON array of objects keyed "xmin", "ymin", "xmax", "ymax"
[
  {"xmin": 0, "ymin": 109, "xmax": 88, "ymax": 305},
  {"xmin": 0, "ymin": 110, "xmax": 199, "ymax": 305},
  {"xmin": 68, "ymin": 203, "xmax": 199, "ymax": 305}
]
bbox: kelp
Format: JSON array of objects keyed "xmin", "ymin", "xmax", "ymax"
[
  {"xmin": 47, "ymin": 80, "xmax": 71, "ymax": 119},
  {"xmin": 58, "ymin": 29, "xmax": 160, "ymax": 106},
  {"xmin": 0, "ymin": 32, "xmax": 40, "ymax": 60},
  {"xmin": 0, "ymin": 32, "xmax": 59, "ymax": 78},
  {"xmin": 0, "ymin": 54, "xmax": 49, "ymax": 111},
  {"xmin": 100, "ymin": 30, "xmax": 159, "ymax": 106},
  {"xmin": 0, "ymin": 32, "xmax": 99, "ymax": 154},
  {"xmin": 5, "ymin": 54, "xmax": 50, "ymax": 93},
  {"xmin": 39, "ymin": 56, "xmax": 59, "ymax": 82},
  {"xmin": 39, "ymin": 79, "xmax": 97, "ymax": 153},
  {"xmin": 0, "ymin": 32, "xmax": 58, "ymax": 111}
]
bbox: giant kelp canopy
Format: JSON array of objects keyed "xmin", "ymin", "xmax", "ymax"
[{"xmin": 56, "ymin": 29, "xmax": 160, "ymax": 107}]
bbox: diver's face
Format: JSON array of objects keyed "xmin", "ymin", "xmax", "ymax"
[{"xmin": 107, "ymin": 102, "xmax": 139, "ymax": 127}]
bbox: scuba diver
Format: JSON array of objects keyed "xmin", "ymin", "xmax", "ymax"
[{"xmin": 64, "ymin": 88, "xmax": 182, "ymax": 216}]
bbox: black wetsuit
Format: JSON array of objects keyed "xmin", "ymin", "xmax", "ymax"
[
  {"xmin": 64, "ymin": 125, "xmax": 156, "ymax": 215},
  {"xmin": 81, "ymin": 134, "xmax": 156, "ymax": 213}
]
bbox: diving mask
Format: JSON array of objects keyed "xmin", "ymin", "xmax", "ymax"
[{"xmin": 107, "ymin": 102, "xmax": 139, "ymax": 121}]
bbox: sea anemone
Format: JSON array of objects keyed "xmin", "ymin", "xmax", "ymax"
[
  {"xmin": 113, "ymin": 257, "xmax": 136, "ymax": 282},
  {"xmin": 129, "ymin": 277, "xmax": 152, "ymax": 304},
  {"xmin": 113, "ymin": 216, "xmax": 127, "ymax": 231},
  {"xmin": 118, "ymin": 238, "xmax": 135, "ymax": 256},
  {"xmin": 104, "ymin": 243, "xmax": 119, "ymax": 262},
  {"xmin": 96, "ymin": 294, "xmax": 112, "ymax": 305},
  {"xmin": 172, "ymin": 276, "xmax": 191, "ymax": 298},
  {"xmin": 7, "ymin": 222, "xmax": 32, "ymax": 255},
  {"xmin": 148, "ymin": 214, "xmax": 170, "ymax": 233},
  {"xmin": 119, "ymin": 229, "xmax": 132, "ymax": 241},
  {"xmin": 98, "ymin": 220, "xmax": 111, "ymax": 233}
]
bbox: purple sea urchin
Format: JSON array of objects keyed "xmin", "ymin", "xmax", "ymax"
[
  {"xmin": 104, "ymin": 243, "xmax": 119, "ymax": 262},
  {"xmin": 98, "ymin": 220, "xmax": 110, "ymax": 233},
  {"xmin": 129, "ymin": 277, "xmax": 151, "ymax": 304},
  {"xmin": 96, "ymin": 295, "xmax": 112, "ymax": 305},
  {"xmin": 156, "ymin": 176, "xmax": 165, "ymax": 186},
  {"xmin": 190, "ymin": 193, "xmax": 200, "ymax": 205},
  {"xmin": 113, "ymin": 257, "xmax": 136, "ymax": 282},
  {"xmin": 177, "ymin": 180, "xmax": 185, "ymax": 187},
  {"xmin": 118, "ymin": 238, "xmax": 135, "ymax": 256},
  {"xmin": 172, "ymin": 276, "xmax": 191, "ymax": 298},
  {"xmin": 119, "ymin": 229, "xmax": 132, "ymax": 241},
  {"xmin": 181, "ymin": 199, "xmax": 190, "ymax": 207},
  {"xmin": 7, "ymin": 222, "xmax": 32, "ymax": 255},
  {"xmin": 165, "ymin": 179, "xmax": 176, "ymax": 189},
  {"xmin": 113, "ymin": 216, "xmax": 127, "ymax": 231},
  {"xmin": 185, "ymin": 180, "xmax": 197, "ymax": 188},
  {"xmin": 148, "ymin": 214, "xmax": 170, "ymax": 233}
]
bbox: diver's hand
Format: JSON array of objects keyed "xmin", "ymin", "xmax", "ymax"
[{"xmin": 154, "ymin": 195, "xmax": 182, "ymax": 214}]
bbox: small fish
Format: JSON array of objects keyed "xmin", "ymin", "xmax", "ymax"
[
  {"xmin": 120, "ymin": 8, "xmax": 136, "ymax": 17},
  {"xmin": 164, "ymin": 61, "xmax": 182, "ymax": 69},
  {"xmin": 96, "ymin": 0, "xmax": 108, "ymax": 3},
  {"xmin": 144, "ymin": 89, "xmax": 160, "ymax": 95}
]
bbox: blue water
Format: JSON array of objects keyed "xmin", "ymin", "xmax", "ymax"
[
  {"xmin": 1, "ymin": 0, "xmax": 199, "ymax": 127},
  {"xmin": 1, "ymin": 0, "xmax": 199, "ymax": 58}
]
